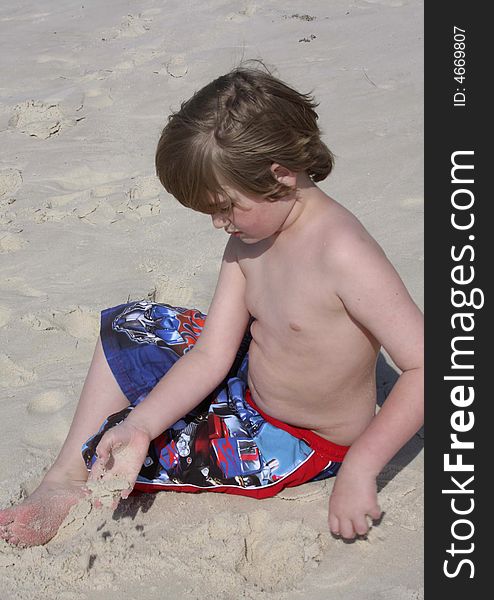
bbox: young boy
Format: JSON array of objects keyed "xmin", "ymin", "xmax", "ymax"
[{"xmin": 0, "ymin": 66, "xmax": 423, "ymax": 547}]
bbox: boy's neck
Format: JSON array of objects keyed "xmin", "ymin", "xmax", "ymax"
[{"xmin": 277, "ymin": 172, "xmax": 322, "ymax": 235}]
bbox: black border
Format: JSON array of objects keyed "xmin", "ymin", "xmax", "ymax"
[{"xmin": 425, "ymin": 2, "xmax": 488, "ymax": 595}]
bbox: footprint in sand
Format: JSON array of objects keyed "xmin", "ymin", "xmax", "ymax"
[
  {"xmin": 0, "ymin": 169, "xmax": 22, "ymax": 200},
  {"xmin": 0, "ymin": 230, "xmax": 28, "ymax": 253},
  {"xmin": 9, "ymin": 100, "xmax": 80, "ymax": 139},
  {"xmin": 117, "ymin": 175, "xmax": 161, "ymax": 219},
  {"xmin": 149, "ymin": 275, "xmax": 194, "ymax": 308},
  {"xmin": 188, "ymin": 510, "xmax": 326, "ymax": 592},
  {"xmin": 0, "ymin": 354, "xmax": 37, "ymax": 388},
  {"xmin": 22, "ymin": 411, "xmax": 71, "ymax": 448},
  {"xmin": 21, "ymin": 312, "xmax": 58, "ymax": 332},
  {"xmin": 38, "ymin": 176, "xmax": 123, "ymax": 224},
  {"xmin": 34, "ymin": 187, "xmax": 121, "ymax": 225},
  {"xmin": 22, "ymin": 307, "xmax": 99, "ymax": 341},
  {"xmin": 51, "ymin": 307, "xmax": 100, "ymax": 341},
  {"xmin": 102, "ymin": 13, "xmax": 152, "ymax": 40},
  {"xmin": 27, "ymin": 390, "xmax": 67, "ymax": 415},
  {"xmin": 128, "ymin": 175, "xmax": 162, "ymax": 202},
  {"xmin": 53, "ymin": 166, "xmax": 127, "ymax": 195},
  {"xmin": 116, "ymin": 13, "xmax": 152, "ymax": 37},
  {"xmin": 165, "ymin": 55, "xmax": 188, "ymax": 78},
  {"xmin": 240, "ymin": 510, "xmax": 327, "ymax": 590}
]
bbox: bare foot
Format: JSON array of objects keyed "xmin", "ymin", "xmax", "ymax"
[{"xmin": 0, "ymin": 476, "xmax": 89, "ymax": 547}]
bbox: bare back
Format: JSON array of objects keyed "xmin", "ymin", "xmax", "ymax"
[{"xmin": 236, "ymin": 194, "xmax": 381, "ymax": 446}]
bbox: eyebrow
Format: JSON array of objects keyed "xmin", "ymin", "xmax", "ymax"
[{"xmin": 201, "ymin": 195, "xmax": 231, "ymax": 215}]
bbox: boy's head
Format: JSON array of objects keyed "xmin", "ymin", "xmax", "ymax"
[{"xmin": 155, "ymin": 63, "xmax": 334, "ymax": 215}]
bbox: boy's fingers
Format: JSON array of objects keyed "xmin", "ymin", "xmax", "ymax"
[
  {"xmin": 88, "ymin": 453, "xmax": 110, "ymax": 481},
  {"xmin": 353, "ymin": 515, "xmax": 370, "ymax": 536},
  {"xmin": 121, "ymin": 489, "xmax": 131, "ymax": 501},
  {"xmin": 120, "ymin": 482, "xmax": 132, "ymax": 500},
  {"xmin": 88, "ymin": 463, "xmax": 102, "ymax": 482},
  {"xmin": 369, "ymin": 505, "xmax": 382, "ymax": 521},
  {"xmin": 95, "ymin": 433, "xmax": 113, "ymax": 464},
  {"xmin": 92, "ymin": 431, "xmax": 121, "ymax": 473},
  {"xmin": 339, "ymin": 518, "xmax": 356, "ymax": 540},
  {"xmin": 328, "ymin": 514, "xmax": 340, "ymax": 536}
]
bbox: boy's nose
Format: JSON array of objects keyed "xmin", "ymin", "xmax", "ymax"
[{"xmin": 211, "ymin": 213, "xmax": 229, "ymax": 229}]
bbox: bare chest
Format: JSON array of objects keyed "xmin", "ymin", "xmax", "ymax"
[{"xmin": 239, "ymin": 242, "xmax": 343, "ymax": 333}]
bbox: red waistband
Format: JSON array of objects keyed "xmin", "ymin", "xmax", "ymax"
[{"xmin": 245, "ymin": 389, "xmax": 349, "ymax": 463}]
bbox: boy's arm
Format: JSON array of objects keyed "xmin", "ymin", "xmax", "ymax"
[
  {"xmin": 88, "ymin": 237, "xmax": 250, "ymax": 499},
  {"xmin": 124, "ymin": 237, "xmax": 250, "ymax": 440},
  {"xmin": 327, "ymin": 228, "xmax": 424, "ymax": 539}
]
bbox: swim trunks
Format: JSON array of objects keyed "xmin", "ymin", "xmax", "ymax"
[{"xmin": 82, "ymin": 300, "xmax": 349, "ymax": 499}]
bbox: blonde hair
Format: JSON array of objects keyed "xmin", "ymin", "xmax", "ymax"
[{"xmin": 155, "ymin": 63, "xmax": 334, "ymax": 214}]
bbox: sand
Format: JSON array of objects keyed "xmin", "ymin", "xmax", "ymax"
[{"xmin": 0, "ymin": 0, "xmax": 423, "ymax": 598}]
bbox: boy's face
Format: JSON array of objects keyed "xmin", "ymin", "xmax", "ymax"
[{"xmin": 210, "ymin": 186, "xmax": 296, "ymax": 244}]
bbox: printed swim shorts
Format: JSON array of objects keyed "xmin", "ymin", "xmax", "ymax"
[{"xmin": 82, "ymin": 300, "xmax": 349, "ymax": 499}]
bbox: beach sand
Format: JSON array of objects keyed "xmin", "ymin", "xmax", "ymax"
[{"xmin": 0, "ymin": 1, "xmax": 423, "ymax": 598}]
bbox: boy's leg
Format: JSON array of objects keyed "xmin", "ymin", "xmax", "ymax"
[
  {"xmin": 0, "ymin": 336, "xmax": 130, "ymax": 547},
  {"xmin": 45, "ymin": 335, "xmax": 130, "ymax": 482}
]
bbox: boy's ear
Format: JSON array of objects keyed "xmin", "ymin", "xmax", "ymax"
[{"xmin": 270, "ymin": 163, "xmax": 297, "ymax": 187}]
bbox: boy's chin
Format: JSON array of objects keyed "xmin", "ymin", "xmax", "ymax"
[
  {"xmin": 238, "ymin": 236, "xmax": 259, "ymax": 244},
  {"xmin": 227, "ymin": 230, "xmax": 271, "ymax": 244},
  {"xmin": 234, "ymin": 234, "xmax": 264, "ymax": 245}
]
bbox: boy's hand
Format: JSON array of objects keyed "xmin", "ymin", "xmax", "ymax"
[
  {"xmin": 87, "ymin": 421, "xmax": 151, "ymax": 503},
  {"xmin": 328, "ymin": 466, "xmax": 382, "ymax": 539}
]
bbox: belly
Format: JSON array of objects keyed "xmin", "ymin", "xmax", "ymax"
[{"xmin": 246, "ymin": 320, "xmax": 379, "ymax": 446}]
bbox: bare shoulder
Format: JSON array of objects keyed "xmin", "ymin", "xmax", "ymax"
[
  {"xmin": 318, "ymin": 199, "xmax": 400, "ymax": 294},
  {"xmin": 320, "ymin": 199, "xmax": 385, "ymax": 268},
  {"xmin": 321, "ymin": 198, "xmax": 423, "ymax": 371}
]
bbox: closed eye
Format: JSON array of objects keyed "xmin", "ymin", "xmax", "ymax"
[{"xmin": 215, "ymin": 201, "xmax": 234, "ymax": 214}]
